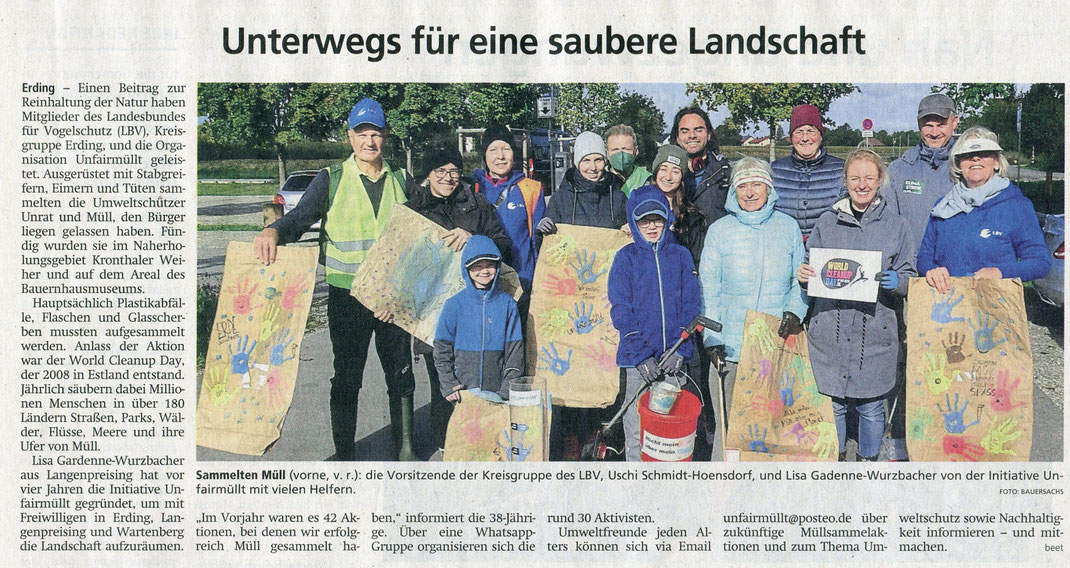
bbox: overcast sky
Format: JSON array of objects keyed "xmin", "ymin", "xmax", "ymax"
[{"xmin": 624, "ymin": 83, "xmax": 1031, "ymax": 136}]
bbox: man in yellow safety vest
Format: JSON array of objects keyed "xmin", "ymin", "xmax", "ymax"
[{"xmin": 254, "ymin": 97, "xmax": 417, "ymax": 461}]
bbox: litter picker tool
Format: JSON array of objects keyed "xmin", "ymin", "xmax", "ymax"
[{"xmin": 581, "ymin": 315, "xmax": 721, "ymax": 461}]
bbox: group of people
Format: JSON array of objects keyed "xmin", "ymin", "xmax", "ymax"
[{"xmin": 252, "ymin": 93, "xmax": 1051, "ymax": 462}]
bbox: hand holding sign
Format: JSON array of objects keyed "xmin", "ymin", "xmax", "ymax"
[{"xmin": 807, "ymin": 248, "xmax": 882, "ymax": 303}]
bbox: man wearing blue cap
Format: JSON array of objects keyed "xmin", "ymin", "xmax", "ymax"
[{"xmin": 254, "ymin": 97, "xmax": 417, "ymax": 461}]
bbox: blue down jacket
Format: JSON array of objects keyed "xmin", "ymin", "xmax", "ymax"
[
  {"xmin": 772, "ymin": 147, "xmax": 845, "ymax": 238},
  {"xmin": 608, "ymin": 185, "xmax": 701, "ymax": 366},
  {"xmin": 433, "ymin": 236, "xmax": 524, "ymax": 400},
  {"xmin": 546, "ymin": 168, "xmax": 628, "ymax": 229},
  {"xmin": 699, "ymin": 182, "xmax": 808, "ymax": 362}
]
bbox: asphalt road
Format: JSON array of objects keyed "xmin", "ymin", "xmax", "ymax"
[{"xmin": 197, "ymin": 194, "xmax": 1064, "ymax": 462}]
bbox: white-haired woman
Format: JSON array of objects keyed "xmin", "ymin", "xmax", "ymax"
[
  {"xmin": 699, "ymin": 156, "xmax": 808, "ymax": 428},
  {"xmin": 918, "ymin": 126, "xmax": 1051, "ymax": 294},
  {"xmin": 797, "ymin": 149, "xmax": 917, "ymax": 461}
]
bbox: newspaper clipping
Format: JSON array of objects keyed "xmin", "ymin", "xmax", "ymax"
[{"xmin": 5, "ymin": 1, "xmax": 1068, "ymax": 566}]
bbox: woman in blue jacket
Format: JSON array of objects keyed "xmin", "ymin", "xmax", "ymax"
[
  {"xmin": 918, "ymin": 127, "xmax": 1051, "ymax": 293},
  {"xmin": 699, "ymin": 157, "xmax": 808, "ymax": 427},
  {"xmin": 472, "ymin": 125, "xmax": 546, "ymax": 314}
]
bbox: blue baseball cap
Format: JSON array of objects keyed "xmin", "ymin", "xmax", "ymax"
[{"xmin": 348, "ymin": 98, "xmax": 386, "ymax": 129}]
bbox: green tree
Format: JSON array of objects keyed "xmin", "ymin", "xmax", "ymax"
[
  {"xmin": 462, "ymin": 83, "xmax": 544, "ymax": 128},
  {"xmin": 713, "ymin": 119, "xmax": 742, "ymax": 147},
  {"xmin": 685, "ymin": 83, "xmax": 858, "ymax": 162},
  {"xmin": 197, "ymin": 83, "xmax": 404, "ymax": 183},
  {"xmin": 555, "ymin": 83, "xmax": 621, "ymax": 133},
  {"xmin": 1021, "ymin": 83, "xmax": 1065, "ymax": 194},
  {"xmin": 933, "ymin": 83, "xmax": 1017, "ymax": 118},
  {"xmin": 605, "ymin": 91, "xmax": 665, "ymax": 163},
  {"xmin": 823, "ymin": 123, "xmax": 861, "ymax": 147}
]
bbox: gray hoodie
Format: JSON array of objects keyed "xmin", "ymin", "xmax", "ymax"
[{"xmin": 884, "ymin": 139, "xmax": 957, "ymax": 256}]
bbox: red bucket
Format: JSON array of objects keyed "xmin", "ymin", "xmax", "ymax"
[{"xmin": 638, "ymin": 390, "xmax": 701, "ymax": 462}]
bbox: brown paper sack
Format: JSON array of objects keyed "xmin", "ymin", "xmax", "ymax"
[
  {"xmin": 443, "ymin": 391, "xmax": 552, "ymax": 462},
  {"xmin": 906, "ymin": 278, "xmax": 1033, "ymax": 461},
  {"xmin": 443, "ymin": 392, "xmax": 510, "ymax": 462},
  {"xmin": 196, "ymin": 242, "xmax": 318, "ymax": 455},
  {"xmin": 349, "ymin": 205, "xmax": 521, "ymax": 346},
  {"xmin": 724, "ymin": 311, "xmax": 837, "ymax": 462},
  {"xmin": 527, "ymin": 224, "xmax": 631, "ymax": 408}
]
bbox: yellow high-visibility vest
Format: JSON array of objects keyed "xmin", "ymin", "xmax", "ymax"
[{"xmin": 322, "ymin": 155, "xmax": 407, "ymax": 289}]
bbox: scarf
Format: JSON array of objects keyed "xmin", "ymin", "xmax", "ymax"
[
  {"xmin": 931, "ymin": 175, "xmax": 1010, "ymax": 219},
  {"xmin": 918, "ymin": 138, "xmax": 953, "ymax": 170}
]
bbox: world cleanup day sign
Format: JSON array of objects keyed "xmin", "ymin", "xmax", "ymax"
[{"xmin": 807, "ymin": 247, "xmax": 881, "ymax": 303}]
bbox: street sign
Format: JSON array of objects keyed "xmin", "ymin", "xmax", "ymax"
[
  {"xmin": 861, "ymin": 130, "xmax": 873, "ymax": 138},
  {"xmin": 537, "ymin": 94, "xmax": 557, "ymax": 118},
  {"xmin": 862, "ymin": 118, "xmax": 873, "ymax": 131}
]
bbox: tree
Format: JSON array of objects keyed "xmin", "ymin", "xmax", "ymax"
[
  {"xmin": 686, "ymin": 83, "xmax": 858, "ymax": 162},
  {"xmin": 555, "ymin": 83, "xmax": 621, "ymax": 133},
  {"xmin": 933, "ymin": 83, "xmax": 1017, "ymax": 118},
  {"xmin": 198, "ymin": 83, "xmax": 403, "ymax": 183},
  {"xmin": 823, "ymin": 123, "xmax": 861, "ymax": 147},
  {"xmin": 713, "ymin": 119, "xmax": 742, "ymax": 147},
  {"xmin": 1021, "ymin": 83, "xmax": 1065, "ymax": 193},
  {"xmin": 605, "ymin": 91, "xmax": 665, "ymax": 163},
  {"xmin": 462, "ymin": 83, "xmax": 544, "ymax": 128}
]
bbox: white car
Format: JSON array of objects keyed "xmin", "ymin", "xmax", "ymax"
[
  {"xmin": 273, "ymin": 170, "xmax": 321, "ymax": 229},
  {"xmin": 1033, "ymin": 213, "xmax": 1064, "ymax": 307}
]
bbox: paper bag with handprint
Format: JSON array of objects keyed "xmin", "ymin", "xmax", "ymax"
[
  {"xmin": 349, "ymin": 205, "xmax": 522, "ymax": 345},
  {"xmin": 526, "ymin": 225, "xmax": 631, "ymax": 407},
  {"xmin": 906, "ymin": 278, "xmax": 1032, "ymax": 461},
  {"xmin": 196, "ymin": 242, "xmax": 318, "ymax": 455},
  {"xmin": 725, "ymin": 311, "xmax": 838, "ymax": 462},
  {"xmin": 443, "ymin": 390, "xmax": 553, "ymax": 461},
  {"xmin": 443, "ymin": 392, "xmax": 511, "ymax": 461}
]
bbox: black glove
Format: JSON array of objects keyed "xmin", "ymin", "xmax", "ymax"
[
  {"xmin": 663, "ymin": 352, "xmax": 685, "ymax": 375},
  {"xmin": 778, "ymin": 311, "xmax": 803, "ymax": 339},
  {"xmin": 636, "ymin": 357, "xmax": 659, "ymax": 383},
  {"xmin": 536, "ymin": 217, "xmax": 557, "ymax": 235}
]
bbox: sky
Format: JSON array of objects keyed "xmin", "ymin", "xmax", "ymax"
[{"xmin": 623, "ymin": 83, "xmax": 1031, "ymax": 136}]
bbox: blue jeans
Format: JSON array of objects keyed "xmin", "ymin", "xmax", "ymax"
[{"xmin": 831, "ymin": 396, "xmax": 885, "ymax": 459}]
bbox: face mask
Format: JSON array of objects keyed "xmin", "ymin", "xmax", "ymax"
[{"xmin": 609, "ymin": 151, "xmax": 636, "ymax": 174}]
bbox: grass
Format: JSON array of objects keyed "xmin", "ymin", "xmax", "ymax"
[
  {"xmin": 197, "ymin": 223, "xmax": 264, "ymax": 232},
  {"xmin": 198, "ymin": 181, "xmax": 278, "ymax": 196},
  {"xmin": 199, "ymin": 159, "xmax": 337, "ymax": 180}
]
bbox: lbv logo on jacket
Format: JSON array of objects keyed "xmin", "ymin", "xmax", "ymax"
[
  {"xmin": 979, "ymin": 228, "xmax": 1004, "ymax": 239},
  {"xmin": 507, "ymin": 202, "xmax": 519, "ymax": 210}
]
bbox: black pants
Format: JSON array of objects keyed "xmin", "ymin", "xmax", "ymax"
[
  {"xmin": 419, "ymin": 343, "xmax": 453, "ymax": 450},
  {"xmin": 328, "ymin": 285, "xmax": 414, "ymax": 456}
]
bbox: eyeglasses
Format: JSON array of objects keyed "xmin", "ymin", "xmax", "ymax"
[
  {"xmin": 792, "ymin": 126, "xmax": 821, "ymax": 138},
  {"xmin": 432, "ymin": 168, "xmax": 461, "ymax": 179},
  {"xmin": 636, "ymin": 218, "xmax": 666, "ymax": 228}
]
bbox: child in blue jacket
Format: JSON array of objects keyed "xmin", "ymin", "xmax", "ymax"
[
  {"xmin": 608, "ymin": 185, "xmax": 701, "ymax": 461},
  {"xmin": 434, "ymin": 235, "xmax": 525, "ymax": 402}
]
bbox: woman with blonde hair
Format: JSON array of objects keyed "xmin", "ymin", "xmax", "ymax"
[
  {"xmin": 917, "ymin": 126, "xmax": 1050, "ymax": 294},
  {"xmin": 797, "ymin": 148, "xmax": 917, "ymax": 461}
]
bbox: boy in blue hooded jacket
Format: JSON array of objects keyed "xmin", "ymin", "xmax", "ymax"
[
  {"xmin": 608, "ymin": 185, "xmax": 701, "ymax": 461},
  {"xmin": 434, "ymin": 235, "xmax": 525, "ymax": 403}
]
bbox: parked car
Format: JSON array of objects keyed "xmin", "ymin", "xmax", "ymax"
[
  {"xmin": 271, "ymin": 169, "xmax": 321, "ymax": 229},
  {"xmin": 1033, "ymin": 213, "xmax": 1064, "ymax": 307}
]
